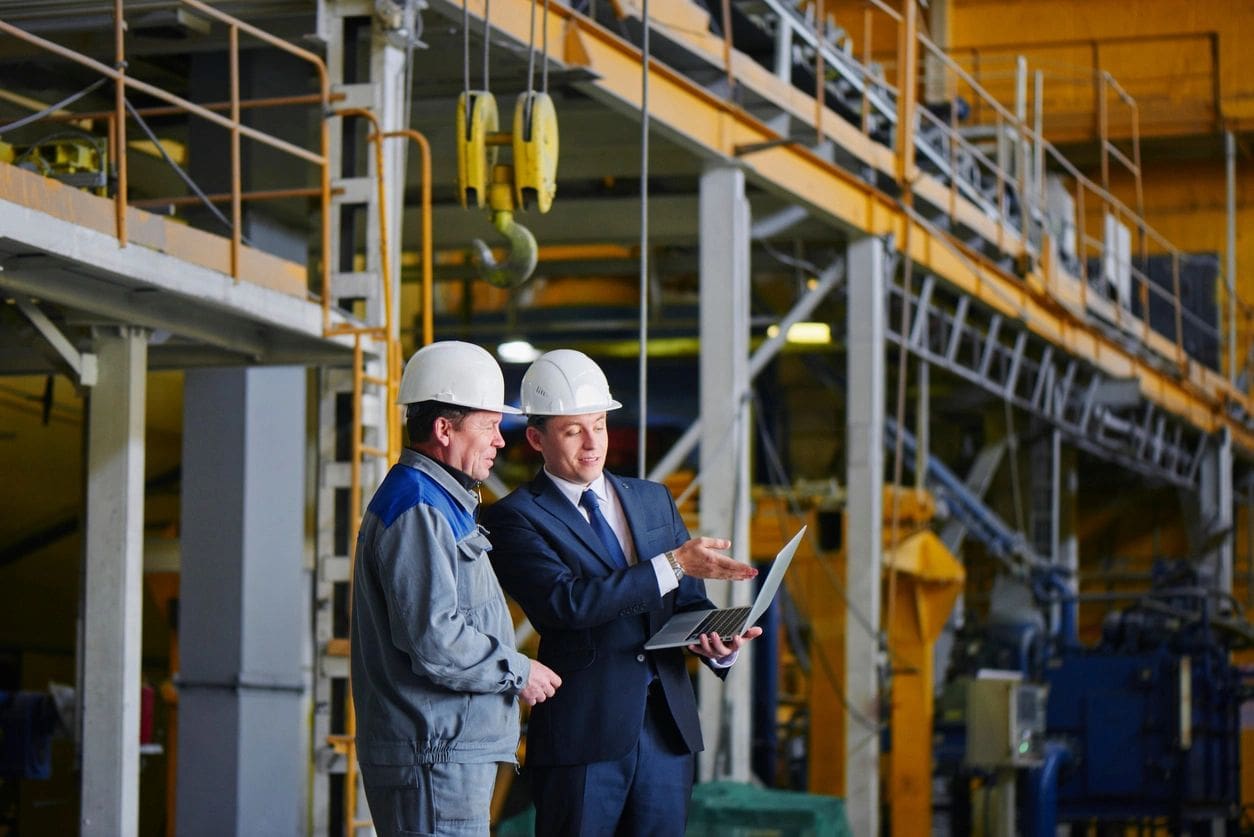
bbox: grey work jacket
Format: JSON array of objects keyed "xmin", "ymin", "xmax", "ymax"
[{"xmin": 351, "ymin": 449, "xmax": 529, "ymax": 782}]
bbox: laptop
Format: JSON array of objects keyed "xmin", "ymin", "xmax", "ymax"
[{"xmin": 644, "ymin": 525, "xmax": 807, "ymax": 650}]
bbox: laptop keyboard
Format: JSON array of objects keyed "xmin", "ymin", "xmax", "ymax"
[{"xmin": 683, "ymin": 607, "xmax": 751, "ymax": 643}]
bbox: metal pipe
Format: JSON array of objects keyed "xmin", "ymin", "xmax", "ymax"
[
  {"xmin": 720, "ymin": 0, "xmax": 734, "ymax": 96},
  {"xmin": 814, "ymin": 0, "xmax": 824, "ymax": 146},
  {"xmin": 131, "ymin": 187, "xmax": 326, "ymax": 209},
  {"xmin": 51, "ymin": 92, "xmax": 338, "ymax": 123},
  {"xmin": 1227, "ymin": 129, "xmax": 1238, "ymax": 385},
  {"xmin": 113, "ymin": 0, "xmax": 126, "ymax": 249},
  {"xmin": 1172, "ymin": 250, "xmax": 1185, "ymax": 367},
  {"xmin": 1025, "ymin": 743, "xmax": 1068, "ymax": 837},
  {"xmin": 381, "ymin": 129, "xmax": 435, "ymax": 347},
  {"xmin": 894, "ymin": 0, "xmax": 917, "ymax": 183},
  {"xmin": 229, "ymin": 24, "xmax": 241, "ymax": 280},
  {"xmin": 1034, "ymin": 70, "xmax": 1044, "ymax": 262},
  {"xmin": 638, "ymin": 0, "xmax": 651, "ymax": 479}
]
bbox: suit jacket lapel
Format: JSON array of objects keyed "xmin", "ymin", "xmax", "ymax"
[
  {"xmin": 605, "ymin": 473, "xmax": 672, "ymax": 631},
  {"xmin": 530, "ymin": 471, "xmax": 621, "ymax": 574}
]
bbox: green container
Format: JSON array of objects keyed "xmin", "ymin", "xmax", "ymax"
[
  {"xmin": 686, "ymin": 782, "xmax": 851, "ymax": 837},
  {"xmin": 494, "ymin": 782, "xmax": 850, "ymax": 837}
]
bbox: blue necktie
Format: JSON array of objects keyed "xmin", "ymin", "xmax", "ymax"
[{"xmin": 580, "ymin": 489, "xmax": 629, "ymax": 570}]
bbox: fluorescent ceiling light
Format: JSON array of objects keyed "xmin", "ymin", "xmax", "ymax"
[
  {"xmin": 766, "ymin": 322, "xmax": 831, "ymax": 344},
  {"xmin": 498, "ymin": 340, "xmax": 541, "ymax": 364}
]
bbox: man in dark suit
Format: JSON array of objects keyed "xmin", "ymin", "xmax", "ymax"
[{"xmin": 482, "ymin": 349, "xmax": 762, "ymax": 837}]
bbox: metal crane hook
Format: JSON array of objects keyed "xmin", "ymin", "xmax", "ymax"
[
  {"xmin": 471, "ymin": 163, "xmax": 539, "ymax": 288},
  {"xmin": 471, "ymin": 208, "xmax": 538, "ymax": 289}
]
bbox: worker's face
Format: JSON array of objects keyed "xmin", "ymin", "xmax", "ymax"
[
  {"xmin": 439, "ymin": 410, "xmax": 505, "ymax": 481},
  {"xmin": 527, "ymin": 412, "xmax": 608, "ymax": 486}
]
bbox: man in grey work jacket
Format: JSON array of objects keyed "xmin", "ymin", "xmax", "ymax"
[{"xmin": 351, "ymin": 340, "xmax": 562, "ymax": 837}]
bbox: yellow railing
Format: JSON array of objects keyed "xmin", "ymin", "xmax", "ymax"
[
  {"xmin": 0, "ymin": 0, "xmax": 332, "ymax": 298},
  {"xmin": 782, "ymin": 0, "xmax": 1247, "ymax": 386}
]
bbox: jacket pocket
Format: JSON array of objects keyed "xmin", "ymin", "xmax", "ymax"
[{"xmin": 454, "ymin": 529, "xmax": 495, "ymax": 611}]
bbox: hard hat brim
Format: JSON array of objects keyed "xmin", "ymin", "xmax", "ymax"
[
  {"xmin": 397, "ymin": 396, "xmax": 523, "ymax": 415},
  {"xmin": 523, "ymin": 398, "xmax": 623, "ymax": 417}
]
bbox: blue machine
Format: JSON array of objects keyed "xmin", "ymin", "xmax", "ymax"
[
  {"xmin": 943, "ymin": 561, "xmax": 1253, "ymax": 836},
  {"xmin": 1037, "ymin": 564, "xmax": 1248, "ymax": 833}
]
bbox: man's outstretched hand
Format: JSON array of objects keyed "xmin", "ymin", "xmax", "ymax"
[
  {"xmin": 519, "ymin": 659, "xmax": 562, "ymax": 707},
  {"xmin": 687, "ymin": 626, "xmax": 764, "ymax": 660},
  {"xmin": 672, "ymin": 537, "xmax": 758, "ymax": 581}
]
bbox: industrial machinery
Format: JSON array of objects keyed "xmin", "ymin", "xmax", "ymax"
[{"xmin": 942, "ymin": 561, "xmax": 1253, "ymax": 836}]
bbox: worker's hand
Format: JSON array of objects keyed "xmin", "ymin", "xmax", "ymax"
[
  {"xmin": 687, "ymin": 626, "xmax": 763, "ymax": 660},
  {"xmin": 519, "ymin": 659, "xmax": 562, "ymax": 707},
  {"xmin": 672, "ymin": 537, "xmax": 758, "ymax": 581}
]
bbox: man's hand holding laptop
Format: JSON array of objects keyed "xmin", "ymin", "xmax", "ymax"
[
  {"xmin": 687, "ymin": 625, "xmax": 764, "ymax": 659},
  {"xmin": 645, "ymin": 527, "xmax": 808, "ymax": 653}
]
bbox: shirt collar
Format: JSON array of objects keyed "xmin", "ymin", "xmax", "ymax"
[{"xmin": 544, "ymin": 467, "xmax": 608, "ymax": 509}]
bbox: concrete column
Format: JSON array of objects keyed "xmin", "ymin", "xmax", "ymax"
[
  {"xmin": 177, "ymin": 367, "xmax": 308, "ymax": 835},
  {"xmin": 845, "ymin": 236, "xmax": 885, "ymax": 837},
  {"xmin": 81, "ymin": 328, "xmax": 147, "ymax": 836},
  {"xmin": 697, "ymin": 164, "xmax": 752, "ymax": 782}
]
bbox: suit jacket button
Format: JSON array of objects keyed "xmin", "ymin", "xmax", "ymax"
[{"xmin": 636, "ymin": 654, "xmax": 645, "ymax": 663}]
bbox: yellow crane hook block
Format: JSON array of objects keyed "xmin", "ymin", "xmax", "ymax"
[
  {"xmin": 512, "ymin": 91, "xmax": 558, "ymax": 213},
  {"xmin": 456, "ymin": 91, "xmax": 500, "ymax": 209}
]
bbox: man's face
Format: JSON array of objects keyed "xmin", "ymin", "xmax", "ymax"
[
  {"xmin": 440, "ymin": 410, "xmax": 505, "ymax": 481},
  {"xmin": 527, "ymin": 412, "xmax": 608, "ymax": 485}
]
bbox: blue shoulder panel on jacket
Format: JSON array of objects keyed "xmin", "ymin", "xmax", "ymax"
[{"xmin": 368, "ymin": 464, "xmax": 474, "ymax": 539}]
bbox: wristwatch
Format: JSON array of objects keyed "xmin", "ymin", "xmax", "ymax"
[{"xmin": 664, "ymin": 550, "xmax": 684, "ymax": 582}]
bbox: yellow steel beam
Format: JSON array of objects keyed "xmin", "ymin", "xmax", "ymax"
[{"xmin": 449, "ymin": 0, "xmax": 1254, "ymax": 454}]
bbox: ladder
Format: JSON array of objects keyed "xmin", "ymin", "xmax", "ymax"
[{"xmin": 313, "ymin": 3, "xmax": 408, "ymax": 833}]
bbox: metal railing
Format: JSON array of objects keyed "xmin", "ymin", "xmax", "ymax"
[
  {"xmin": 719, "ymin": 0, "xmax": 1247, "ymax": 391},
  {"xmin": 0, "ymin": 0, "xmax": 332, "ymax": 294}
]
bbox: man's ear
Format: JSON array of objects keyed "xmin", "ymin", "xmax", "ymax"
[
  {"xmin": 524, "ymin": 425, "xmax": 544, "ymax": 453},
  {"xmin": 431, "ymin": 416, "xmax": 453, "ymax": 447}
]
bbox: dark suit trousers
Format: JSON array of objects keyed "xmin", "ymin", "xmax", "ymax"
[{"xmin": 531, "ymin": 684, "xmax": 694, "ymax": 837}]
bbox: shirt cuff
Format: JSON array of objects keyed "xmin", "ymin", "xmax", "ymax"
[
  {"xmin": 710, "ymin": 650, "xmax": 739, "ymax": 668},
  {"xmin": 650, "ymin": 554, "xmax": 679, "ymax": 595}
]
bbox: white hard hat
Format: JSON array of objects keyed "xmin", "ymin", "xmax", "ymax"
[
  {"xmin": 521, "ymin": 349, "xmax": 623, "ymax": 416},
  {"xmin": 397, "ymin": 340, "xmax": 521, "ymax": 413}
]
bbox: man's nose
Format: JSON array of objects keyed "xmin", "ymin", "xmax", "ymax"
[{"xmin": 492, "ymin": 429, "xmax": 505, "ymax": 447}]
